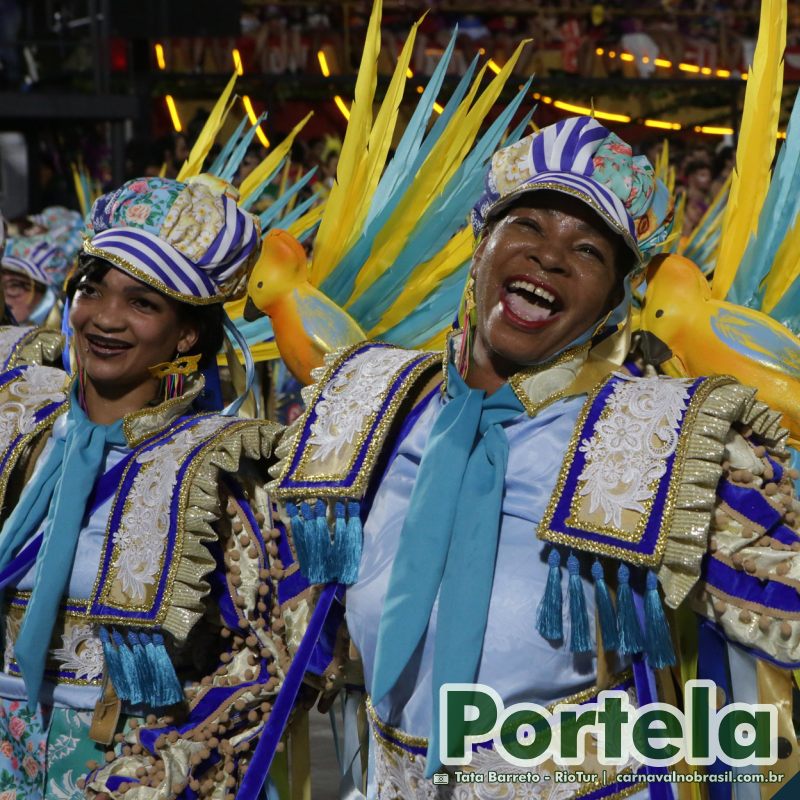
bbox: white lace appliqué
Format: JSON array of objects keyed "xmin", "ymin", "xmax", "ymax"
[
  {"xmin": 111, "ymin": 417, "xmax": 230, "ymax": 602},
  {"xmin": 307, "ymin": 349, "xmax": 422, "ymax": 463},
  {"xmin": 577, "ymin": 375, "xmax": 692, "ymax": 529},
  {"xmin": 51, "ymin": 624, "xmax": 104, "ymax": 682},
  {"xmin": 0, "ymin": 366, "xmax": 67, "ymax": 445}
]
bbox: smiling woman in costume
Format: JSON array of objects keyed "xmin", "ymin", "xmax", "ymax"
[
  {"xmin": 268, "ymin": 116, "xmax": 800, "ymax": 798},
  {"xmin": 0, "ymin": 175, "xmax": 319, "ymax": 799}
]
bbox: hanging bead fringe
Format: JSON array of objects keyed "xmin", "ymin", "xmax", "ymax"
[
  {"xmin": 591, "ymin": 560, "xmax": 619, "ymax": 651},
  {"xmin": 616, "ymin": 563, "xmax": 644, "ymax": 655},
  {"xmin": 644, "ymin": 571, "xmax": 676, "ymax": 668},
  {"xmin": 536, "ymin": 549, "xmax": 563, "ymax": 641},
  {"xmin": 567, "ymin": 553, "xmax": 591, "ymax": 652}
]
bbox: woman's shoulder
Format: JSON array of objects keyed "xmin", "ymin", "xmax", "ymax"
[
  {"xmin": 0, "ymin": 324, "xmax": 63, "ymax": 371},
  {"xmin": 268, "ymin": 341, "xmax": 442, "ymax": 502}
]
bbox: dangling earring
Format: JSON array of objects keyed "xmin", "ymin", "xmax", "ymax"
[
  {"xmin": 456, "ymin": 275, "xmax": 477, "ymax": 378},
  {"xmin": 148, "ymin": 351, "xmax": 201, "ymax": 401}
]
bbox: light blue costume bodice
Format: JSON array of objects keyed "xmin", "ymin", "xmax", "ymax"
[{"xmin": 346, "ymin": 390, "xmax": 609, "ymax": 737}]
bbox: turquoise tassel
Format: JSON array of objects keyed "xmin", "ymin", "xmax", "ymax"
[
  {"xmin": 567, "ymin": 553, "xmax": 591, "ymax": 653},
  {"xmin": 113, "ymin": 630, "xmax": 142, "ymax": 704},
  {"xmin": 326, "ymin": 501, "xmax": 347, "ymax": 579},
  {"xmin": 285, "ymin": 502, "xmax": 309, "ymax": 572},
  {"xmin": 315, "ymin": 499, "xmax": 329, "ymax": 540},
  {"xmin": 100, "ymin": 628, "xmax": 130, "ymax": 701},
  {"xmin": 326, "ymin": 500, "xmax": 363, "ymax": 585},
  {"xmin": 591, "ymin": 560, "xmax": 619, "ymax": 651},
  {"xmin": 616, "ymin": 564, "xmax": 644, "ymax": 655},
  {"xmin": 334, "ymin": 502, "xmax": 347, "ymax": 542},
  {"xmin": 644, "ymin": 571, "xmax": 676, "ymax": 669},
  {"xmin": 150, "ymin": 633, "xmax": 184, "ymax": 707},
  {"xmin": 340, "ymin": 501, "xmax": 363, "ymax": 585},
  {"xmin": 128, "ymin": 632, "xmax": 153, "ymax": 701},
  {"xmin": 536, "ymin": 549, "xmax": 563, "ymax": 641},
  {"xmin": 300, "ymin": 501, "xmax": 325, "ymax": 583}
]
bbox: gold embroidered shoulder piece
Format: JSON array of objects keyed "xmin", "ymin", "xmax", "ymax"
[{"xmin": 538, "ymin": 371, "xmax": 784, "ymax": 608}]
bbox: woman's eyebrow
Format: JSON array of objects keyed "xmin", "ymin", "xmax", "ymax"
[{"xmin": 123, "ymin": 285, "xmax": 161, "ymax": 297}]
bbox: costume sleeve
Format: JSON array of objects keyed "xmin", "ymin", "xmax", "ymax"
[
  {"xmin": 82, "ymin": 431, "xmax": 341, "ymax": 800},
  {"xmin": 691, "ymin": 426, "xmax": 800, "ymax": 666}
]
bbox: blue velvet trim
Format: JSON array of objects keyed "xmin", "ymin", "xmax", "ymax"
[
  {"xmin": 703, "ymin": 553, "xmax": 800, "ymax": 613},
  {"xmin": 235, "ymin": 583, "xmax": 338, "ymax": 800}
]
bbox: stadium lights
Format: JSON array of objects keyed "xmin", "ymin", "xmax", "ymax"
[
  {"xmin": 318, "ymin": 50, "xmax": 331, "ymax": 77},
  {"xmin": 165, "ymin": 95, "xmax": 182, "ymax": 132}
]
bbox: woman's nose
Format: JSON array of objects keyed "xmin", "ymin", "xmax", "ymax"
[
  {"xmin": 529, "ymin": 242, "xmax": 570, "ymax": 275},
  {"xmin": 91, "ymin": 297, "xmax": 127, "ymax": 331}
]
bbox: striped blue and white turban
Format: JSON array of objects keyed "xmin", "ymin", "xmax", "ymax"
[
  {"xmin": 2, "ymin": 236, "xmax": 65, "ymax": 287},
  {"xmin": 471, "ymin": 116, "xmax": 674, "ymax": 264},
  {"xmin": 83, "ymin": 176, "xmax": 260, "ymax": 305}
]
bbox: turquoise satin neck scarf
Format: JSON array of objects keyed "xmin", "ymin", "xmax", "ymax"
[
  {"xmin": 0, "ymin": 385, "xmax": 126, "ymax": 706},
  {"xmin": 371, "ymin": 363, "xmax": 524, "ymax": 775}
]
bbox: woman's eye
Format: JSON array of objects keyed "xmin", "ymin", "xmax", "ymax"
[
  {"xmin": 76, "ymin": 283, "xmax": 99, "ymax": 297},
  {"xmin": 132, "ymin": 298, "xmax": 155, "ymax": 310},
  {"xmin": 513, "ymin": 218, "xmax": 541, "ymax": 232},
  {"xmin": 578, "ymin": 244, "xmax": 604, "ymax": 261}
]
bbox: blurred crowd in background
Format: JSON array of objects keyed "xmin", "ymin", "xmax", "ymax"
[{"xmin": 0, "ymin": 0, "xmax": 789, "ymax": 241}]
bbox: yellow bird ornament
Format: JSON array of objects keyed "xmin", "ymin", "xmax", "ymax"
[
  {"xmin": 245, "ymin": 230, "xmax": 365, "ymax": 386},
  {"xmin": 640, "ymin": 254, "xmax": 800, "ymax": 446}
]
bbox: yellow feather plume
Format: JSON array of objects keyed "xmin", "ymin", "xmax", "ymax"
[
  {"xmin": 349, "ymin": 14, "xmax": 422, "ymax": 250},
  {"xmin": 368, "ymin": 226, "xmax": 474, "ymax": 338},
  {"xmin": 712, "ymin": 0, "xmax": 785, "ymax": 299},
  {"xmin": 70, "ymin": 163, "xmax": 87, "ymax": 218},
  {"xmin": 239, "ymin": 112, "xmax": 313, "ymax": 205},
  {"xmin": 310, "ymin": 0, "xmax": 383, "ymax": 285},
  {"xmin": 762, "ymin": 214, "xmax": 800, "ymax": 313},
  {"xmin": 285, "ymin": 203, "xmax": 326, "ymax": 241},
  {"xmin": 346, "ymin": 41, "xmax": 529, "ymax": 306},
  {"xmin": 177, "ymin": 72, "xmax": 238, "ymax": 181}
]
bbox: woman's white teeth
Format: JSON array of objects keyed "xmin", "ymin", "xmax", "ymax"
[{"xmin": 508, "ymin": 280, "xmax": 556, "ymax": 305}]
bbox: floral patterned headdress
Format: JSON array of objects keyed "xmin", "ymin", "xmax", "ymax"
[
  {"xmin": 2, "ymin": 234, "xmax": 69, "ymax": 288},
  {"xmin": 83, "ymin": 175, "xmax": 260, "ymax": 305},
  {"xmin": 471, "ymin": 116, "xmax": 674, "ymax": 266}
]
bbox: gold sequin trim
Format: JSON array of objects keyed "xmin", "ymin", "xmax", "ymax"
[{"xmin": 82, "ymin": 240, "xmax": 228, "ymax": 306}]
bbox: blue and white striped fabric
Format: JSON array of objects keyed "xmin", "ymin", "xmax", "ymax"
[
  {"xmin": 471, "ymin": 115, "xmax": 672, "ymax": 264},
  {"xmin": 85, "ymin": 228, "xmax": 219, "ymax": 301},
  {"xmin": 529, "ymin": 117, "xmax": 609, "ymax": 176},
  {"xmin": 2, "ymin": 240, "xmax": 59, "ymax": 286},
  {"xmin": 522, "ymin": 170, "xmax": 636, "ymax": 239},
  {"xmin": 83, "ymin": 177, "xmax": 260, "ymax": 304}
]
